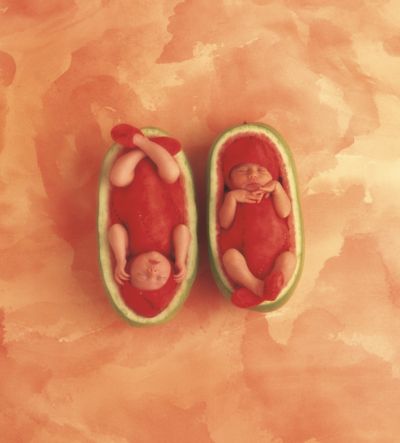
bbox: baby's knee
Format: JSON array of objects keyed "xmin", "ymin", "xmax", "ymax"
[
  {"xmin": 222, "ymin": 248, "xmax": 241, "ymax": 267},
  {"xmin": 279, "ymin": 251, "xmax": 297, "ymax": 271},
  {"xmin": 109, "ymin": 170, "xmax": 134, "ymax": 187},
  {"xmin": 160, "ymin": 163, "xmax": 180, "ymax": 184}
]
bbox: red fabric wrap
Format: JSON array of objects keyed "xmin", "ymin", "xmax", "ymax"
[{"xmin": 222, "ymin": 135, "xmax": 280, "ymax": 187}]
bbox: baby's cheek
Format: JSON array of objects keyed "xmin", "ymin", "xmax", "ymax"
[
  {"xmin": 130, "ymin": 274, "xmax": 140, "ymax": 287},
  {"xmin": 230, "ymin": 178, "xmax": 246, "ymax": 189}
]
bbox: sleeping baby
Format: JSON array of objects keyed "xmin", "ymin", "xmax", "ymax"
[
  {"xmin": 218, "ymin": 136, "xmax": 296, "ymax": 308},
  {"xmin": 108, "ymin": 124, "xmax": 191, "ymax": 317}
]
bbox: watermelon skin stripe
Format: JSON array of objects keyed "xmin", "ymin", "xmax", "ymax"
[
  {"xmin": 207, "ymin": 123, "xmax": 304, "ymax": 312},
  {"xmin": 98, "ymin": 127, "xmax": 198, "ymax": 326}
]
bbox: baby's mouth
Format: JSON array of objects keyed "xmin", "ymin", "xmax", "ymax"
[{"xmin": 246, "ymin": 183, "xmax": 260, "ymax": 191}]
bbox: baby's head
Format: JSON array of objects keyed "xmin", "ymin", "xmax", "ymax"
[
  {"xmin": 121, "ymin": 251, "xmax": 177, "ymax": 317},
  {"xmin": 229, "ymin": 162, "xmax": 272, "ymax": 191},
  {"xmin": 222, "ymin": 136, "xmax": 280, "ymax": 190},
  {"xmin": 129, "ymin": 251, "xmax": 172, "ymax": 291}
]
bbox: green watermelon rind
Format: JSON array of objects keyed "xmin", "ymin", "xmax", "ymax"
[
  {"xmin": 207, "ymin": 122, "xmax": 304, "ymax": 312},
  {"xmin": 98, "ymin": 127, "xmax": 198, "ymax": 326}
]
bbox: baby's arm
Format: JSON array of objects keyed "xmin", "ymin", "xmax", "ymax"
[
  {"xmin": 219, "ymin": 193, "xmax": 237, "ymax": 229},
  {"xmin": 172, "ymin": 224, "xmax": 191, "ymax": 282},
  {"xmin": 219, "ymin": 190, "xmax": 260, "ymax": 229},
  {"xmin": 108, "ymin": 224, "xmax": 130, "ymax": 284},
  {"xmin": 110, "ymin": 150, "xmax": 146, "ymax": 187},
  {"xmin": 134, "ymin": 134, "xmax": 180, "ymax": 184},
  {"xmin": 271, "ymin": 182, "xmax": 291, "ymax": 218}
]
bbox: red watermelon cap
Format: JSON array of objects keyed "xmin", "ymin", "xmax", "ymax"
[
  {"xmin": 120, "ymin": 260, "xmax": 177, "ymax": 318},
  {"xmin": 222, "ymin": 136, "xmax": 280, "ymax": 188}
]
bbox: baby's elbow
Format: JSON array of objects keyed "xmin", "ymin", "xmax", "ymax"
[{"xmin": 219, "ymin": 216, "xmax": 231, "ymax": 230}]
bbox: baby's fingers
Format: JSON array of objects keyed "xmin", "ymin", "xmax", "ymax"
[
  {"xmin": 174, "ymin": 270, "xmax": 184, "ymax": 279},
  {"xmin": 115, "ymin": 270, "xmax": 129, "ymax": 285},
  {"xmin": 245, "ymin": 194, "xmax": 259, "ymax": 203},
  {"xmin": 174, "ymin": 274, "xmax": 185, "ymax": 283},
  {"xmin": 121, "ymin": 269, "xmax": 130, "ymax": 279},
  {"xmin": 115, "ymin": 274, "xmax": 123, "ymax": 285},
  {"xmin": 119, "ymin": 270, "xmax": 129, "ymax": 280},
  {"xmin": 174, "ymin": 269, "xmax": 186, "ymax": 282}
]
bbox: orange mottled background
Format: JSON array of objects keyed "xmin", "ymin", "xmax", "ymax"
[{"xmin": 1, "ymin": 1, "xmax": 400, "ymax": 442}]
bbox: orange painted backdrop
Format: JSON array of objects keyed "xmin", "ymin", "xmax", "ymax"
[{"xmin": 1, "ymin": 1, "xmax": 400, "ymax": 442}]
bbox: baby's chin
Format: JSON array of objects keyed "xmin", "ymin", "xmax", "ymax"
[
  {"xmin": 245, "ymin": 183, "xmax": 261, "ymax": 191},
  {"xmin": 130, "ymin": 277, "xmax": 169, "ymax": 291},
  {"xmin": 230, "ymin": 183, "xmax": 262, "ymax": 191}
]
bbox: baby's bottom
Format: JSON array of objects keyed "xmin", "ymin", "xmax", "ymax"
[{"xmin": 222, "ymin": 248, "xmax": 296, "ymax": 297}]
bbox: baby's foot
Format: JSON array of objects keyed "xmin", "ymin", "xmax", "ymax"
[
  {"xmin": 149, "ymin": 136, "xmax": 181, "ymax": 155},
  {"xmin": 263, "ymin": 271, "xmax": 284, "ymax": 301},
  {"xmin": 111, "ymin": 123, "xmax": 143, "ymax": 148},
  {"xmin": 231, "ymin": 287, "xmax": 263, "ymax": 308}
]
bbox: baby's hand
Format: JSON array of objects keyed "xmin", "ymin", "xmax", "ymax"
[
  {"xmin": 229, "ymin": 189, "xmax": 260, "ymax": 204},
  {"xmin": 260, "ymin": 180, "xmax": 277, "ymax": 194},
  {"xmin": 174, "ymin": 262, "xmax": 187, "ymax": 283},
  {"xmin": 114, "ymin": 261, "xmax": 130, "ymax": 285}
]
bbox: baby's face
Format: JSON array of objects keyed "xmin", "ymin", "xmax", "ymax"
[
  {"xmin": 130, "ymin": 251, "xmax": 171, "ymax": 291},
  {"xmin": 230, "ymin": 163, "xmax": 272, "ymax": 191}
]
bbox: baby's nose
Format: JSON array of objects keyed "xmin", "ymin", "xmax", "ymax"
[
  {"xmin": 248, "ymin": 171, "xmax": 258, "ymax": 179},
  {"xmin": 147, "ymin": 266, "xmax": 158, "ymax": 276}
]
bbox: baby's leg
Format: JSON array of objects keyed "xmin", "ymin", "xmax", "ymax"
[
  {"xmin": 271, "ymin": 251, "xmax": 297, "ymax": 283},
  {"xmin": 263, "ymin": 250, "xmax": 296, "ymax": 300},
  {"xmin": 134, "ymin": 135, "xmax": 180, "ymax": 184},
  {"xmin": 110, "ymin": 150, "xmax": 146, "ymax": 187},
  {"xmin": 223, "ymin": 248, "xmax": 264, "ymax": 296}
]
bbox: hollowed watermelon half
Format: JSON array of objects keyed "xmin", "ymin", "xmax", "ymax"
[
  {"xmin": 207, "ymin": 123, "xmax": 304, "ymax": 312},
  {"xmin": 98, "ymin": 127, "xmax": 198, "ymax": 326}
]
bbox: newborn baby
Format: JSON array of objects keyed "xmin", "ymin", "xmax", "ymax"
[
  {"xmin": 218, "ymin": 136, "xmax": 296, "ymax": 308},
  {"xmin": 108, "ymin": 124, "xmax": 191, "ymax": 317}
]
